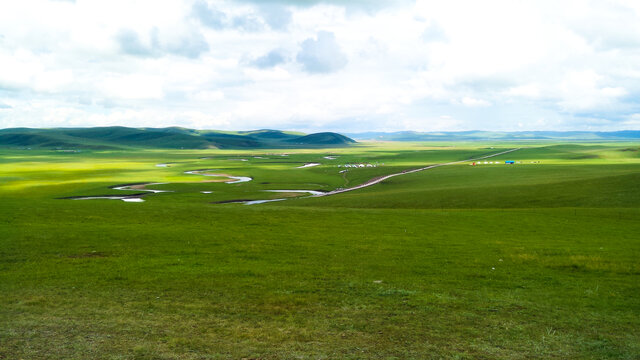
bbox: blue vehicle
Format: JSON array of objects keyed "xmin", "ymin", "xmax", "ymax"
[{"xmin": 505, "ymin": 160, "xmax": 515, "ymax": 164}]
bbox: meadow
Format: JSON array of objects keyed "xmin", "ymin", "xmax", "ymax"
[{"xmin": 1, "ymin": 141, "xmax": 639, "ymax": 359}]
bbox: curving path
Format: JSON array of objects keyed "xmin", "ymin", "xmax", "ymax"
[{"xmin": 315, "ymin": 148, "xmax": 521, "ymax": 197}]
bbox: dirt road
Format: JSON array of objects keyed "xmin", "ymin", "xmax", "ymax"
[{"xmin": 316, "ymin": 148, "xmax": 521, "ymax": 197}]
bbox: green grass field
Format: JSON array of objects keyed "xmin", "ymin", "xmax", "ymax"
[{"xmin": 1, "ymin": 142, "xmax": 639, "ymax": 359}]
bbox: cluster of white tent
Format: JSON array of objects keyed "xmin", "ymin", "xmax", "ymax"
[
  {"xmin": 471, "ymin": 161, "xmax": 523, "ymax": 165},
  {"xmin": 473, "ymin": 161, "xmax": 501, "ymax": 165},
  {"xmin": 338, "ymin": 163, "xmax": 379, "ymax": 168}
]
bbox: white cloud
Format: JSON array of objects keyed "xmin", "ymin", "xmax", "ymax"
[
  {"xmin": 250, "ymin": 49, "xmax": 287, "ymax": 68},
  {"xmin": 620, "ymin": 113, "xmax": 640, "ymax": 129},
  {"xmin": 600, "ymin": 87, "xmax": 627, "ymax": 97},
  {"xmin": 558, "ymin": 70, "xmax": 629, "ymax": 111},
  {"xmin": 243, "ymin": 67, "xmax": 291, "ymax": 81},
  {"xmin": 504, "ymin": 84, "xmax": 541, "ymax": 99},
  {"xmin": 102, "ymin": 74, "xmax": 164, "ymax": 100},
  {"xmin": 296, "ymin": 31, "xmax": 347, "ymax": 73},
  {"xmin": 460, "ymin": 97, "xmax": 491, "ymax": 107},
  {"xmin": 191, "ymin": 90, "xmax": 224, "ymax": 102}
]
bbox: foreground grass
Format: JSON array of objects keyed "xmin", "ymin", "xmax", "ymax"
[{"xmin": 1, "ymin": 142, "xmax": 639, "ymax": 359}]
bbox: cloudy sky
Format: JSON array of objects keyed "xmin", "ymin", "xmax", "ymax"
[{"xmin": 1, "ymin": 0, "xmax": 640, "ymax": 132}]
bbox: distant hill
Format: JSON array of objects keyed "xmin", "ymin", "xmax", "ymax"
[
  {"xmin": 238, "ymin": 129, "xmax": 304, "ymax": 140},
  {"xmin": 0, "ymin": 127, "xmax": 356, "ymax": 150},
  {"xmin": 284, "ymin": 132, "xmax": 356, "ymax": 145},
  {"xmin": 346, "ymin": 130, "xmax": 640, "ymax": 141}
]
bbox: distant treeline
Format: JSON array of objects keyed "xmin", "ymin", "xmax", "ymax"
[{"xmin": 346, "ymin": 130, "xmax": 640, "ymax": 141}]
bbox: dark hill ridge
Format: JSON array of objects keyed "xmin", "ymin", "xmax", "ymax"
[
  {"xmin": 346, "ymin": 130, "xmax": 640, "ymax": 141},
  {"xmin": 0, "ymin": 127, "xmax": 356, "ymax": 149},
  {"xmin": 239, "ymin": 129, "xmax": 303, "ymax": 140},
  {"xmin": 285, "ymin": 132, "xmax": 356, "ymax": 145}
]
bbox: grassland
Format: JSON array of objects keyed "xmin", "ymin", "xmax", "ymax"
[{"xmin": 1, "ymin": 141, "xmax": 639, "ymax": 359}]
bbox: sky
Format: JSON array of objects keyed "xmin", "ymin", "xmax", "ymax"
[{"xmin": 1, "ymin": 0, "xmax": 640, "ymax": 133}]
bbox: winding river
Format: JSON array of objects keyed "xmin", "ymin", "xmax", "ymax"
[
  {"xmin": 184, "ymin": 170, "xmax": 252, "ymax": 184},
  {"xmin": 62, "ymin": 149, "xmax": 520, "ymax": 205}
]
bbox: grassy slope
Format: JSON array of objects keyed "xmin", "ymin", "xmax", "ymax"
[{"xmin": 0, "ymin": 142, "xmax": 639, "ymax": 359}]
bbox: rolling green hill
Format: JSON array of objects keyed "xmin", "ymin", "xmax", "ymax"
[
  {"xmin": 284, "ymin": 131, "xmax": 356, "ymax": 145},
  {"xmin": 0, "ymin": 127, "xmax": 356, "ymax": 149}
]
